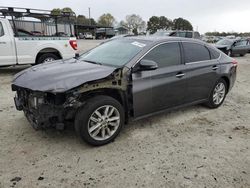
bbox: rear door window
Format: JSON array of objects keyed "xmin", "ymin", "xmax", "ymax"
[
  {"xmin": 143, "ymin": 42, "xmax": 181, "ymax": 68},
  {"xmin": 183, "ymin": 43, "xmax": 210, "ymax": 63},
  {"xmin": 235, "ymin": 40, "xmax": 247, "ymax": 46},
  {"xmin": 0, "ymin": 22, "xmax": 4, "ymax": 37}
]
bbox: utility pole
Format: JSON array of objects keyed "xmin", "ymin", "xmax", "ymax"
[{"xmin": 88, "ymin": 7, "xmax": 91, "ymax": 25}]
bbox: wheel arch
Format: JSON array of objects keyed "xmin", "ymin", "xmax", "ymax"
[
  {"xmin": 35, "ymin": 48, "xmax": 62, "ymax": 64},
  {"xmin": 221, "ymin": 76, "xmax": 230, "ymax": 93},
  {"xmin": 79, "ymin": 88, "xmax": 130, "ymax": 123}
]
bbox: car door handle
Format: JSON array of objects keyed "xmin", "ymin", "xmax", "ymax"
[
  {"xmin": 212, "ymin": 65, "xmax": 218, "ymax": 71},
  {"xmin": 0, "ymin": 42, "xmax": 6, "ymax": 44},
  {"xmin": 176, "ymin": 72, "xmax": 185, "ymax": 78}
]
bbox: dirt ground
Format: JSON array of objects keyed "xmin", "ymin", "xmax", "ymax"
[{"xmin": 0, "ymin": 40, "xmax": 249, "ymax": 188}]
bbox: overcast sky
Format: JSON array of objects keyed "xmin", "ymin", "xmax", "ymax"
[{"xmin": 1, "ymin": 0, "xmax": 249, "ymax": 33}]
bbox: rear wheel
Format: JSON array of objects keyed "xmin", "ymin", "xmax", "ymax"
[
  {"xmin": 206, "ymin": 79, "xmax": 227, "ymax": 108},
  {"xmin": 36, "ymin": 53, "xmax": 59, "ymax": 65},
  {"xmin": 75, "ymin": 96, "xmax": 125, "ymax": 146}
]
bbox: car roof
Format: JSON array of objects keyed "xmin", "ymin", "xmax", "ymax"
[{"xmin": 125, "ymin": 36, "xmax": 204, "ymax": 44}]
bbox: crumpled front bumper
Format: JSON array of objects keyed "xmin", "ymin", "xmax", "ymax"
[{"xmin": 12, "ymin": 86, "xmax": 71, "ymax": 130}]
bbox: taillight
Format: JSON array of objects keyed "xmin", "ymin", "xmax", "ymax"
[
  {"xmin": 69, "ymin": 40, "xmax": 78, "ymax": 50},
  {"xmin": 232, "ymin": 59, "xmax": 238, "ymax": 67}
]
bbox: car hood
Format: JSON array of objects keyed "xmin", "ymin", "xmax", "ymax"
[
  {"xmin": 214, "ymin": 44, "xmax": 230, "ymax": 49},
  {"xmin": 12, "ymin": 59, "xmax": 117, "ymax": 93}
]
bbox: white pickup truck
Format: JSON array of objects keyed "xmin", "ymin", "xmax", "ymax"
[{"xmin": 0, "ymin": 18, "xmax": 77, "ymax": 66}]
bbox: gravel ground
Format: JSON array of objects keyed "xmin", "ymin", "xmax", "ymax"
[{"xmin": 0, "ymin": 40, "xmax": 249, "ymax": 188}]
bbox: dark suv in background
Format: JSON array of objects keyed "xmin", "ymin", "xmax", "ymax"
[
  {"xmin": 12, "ymin": 37, "xmax": 237, "ymax": 146},
  {"xmin": 153, "ymin": 30, "xmax": 201, "ymax": 39}
]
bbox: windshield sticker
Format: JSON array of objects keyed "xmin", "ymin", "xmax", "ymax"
[{"xmin": 131, "ymin": 41, "xmax": 146, "ymax": 48}]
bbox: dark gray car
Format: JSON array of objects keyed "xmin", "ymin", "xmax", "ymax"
[
  {"xmin": 215, "ymin": 39, "xmax": 250, "ymax": 57},
  {"xmin": 12, "ymin": 37, "xmax": 237, "ymax": 146}
]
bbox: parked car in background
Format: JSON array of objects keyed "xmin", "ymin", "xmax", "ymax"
[
  {"xmin": 16, "ymin": 28, "xmax": 34, "ymax": 36},
  {"xmin": 84, "ymin": 32, "xmax": 94, "ymax": 39},
  {"xmin": 53, "ymin": 32, "xmax": 69, "ymax": 37},
  {"xmin": 202, "ymin": 36, "xmax": 221, "ymax": 43},
  {"xmin": 214, "ymin": 39, "xmax": 250, "ymax": 57},
  {"xmin": 79, "ymin": 32, "xmax": 94, "ymax": 39},
  {"xmin": 153, "ymin": 30, "xmax": 201, "ymax": 39},
  {"xmin": 30, "ymin": 31, "xmax": 43, "ymax": 36},
  {"xmin": 12, "ymin": 37, "xmax": 237, "ymax": 146},
  {"xmin": 96, "ymin": 28, "xmax": 115, "ymax": 39},
  {"xmin": 0, "ymin": 18, "xmax": 77, "ymax": 66}
]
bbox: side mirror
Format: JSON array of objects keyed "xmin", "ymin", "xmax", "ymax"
[
  {"xmin": 74, "ymin": 53, "xmax": 80, "ymax": 59},
  {"xmin": 138, "ymin": 59, "xmax": 158, "ymax": 71}
]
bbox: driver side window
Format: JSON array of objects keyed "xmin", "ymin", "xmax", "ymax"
[
  {"xmin": 0, "ymin": 22, "xmax": 4, "ymax": 37},
  {"xmin": 142, "ymin": 42, "xmax": 181, "ymax": 68},
  {"xmin": 235, "ymin": 41, "xmax": 247, "ymax": 46}
]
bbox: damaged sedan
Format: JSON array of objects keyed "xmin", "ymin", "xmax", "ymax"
[{"xmin": 12, "ymin": 37, "xmax": 237, "ymax": 146}]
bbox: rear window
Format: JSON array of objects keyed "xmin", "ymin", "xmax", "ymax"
[
  {"xmin": 0, "ymin": 22, "xmax": 4, "ymax": 37},
  {"xmin": 183, "ymin": 43, "xmax": 210, "ymax": 63},
  {"xmin": 194, "ymin": 32, "xmax": 200, "ymax": 39},
  {"xmin": 208, "ymin": 46, "xmax": 220, "ymax": 59}
]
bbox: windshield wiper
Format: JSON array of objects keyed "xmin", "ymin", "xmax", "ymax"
[{"xmin": 82, "ymin": 60, "xmax": 102, "ymax": 65}]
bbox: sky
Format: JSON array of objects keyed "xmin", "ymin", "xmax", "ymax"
[{"xmin": 1, "ymin": 0, "xmax": 250, "ymax": 34}]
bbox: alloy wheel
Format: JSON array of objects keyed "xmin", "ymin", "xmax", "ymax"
[
  {"xmin": 87, "ymin": 105, "xmax": 120, "ymax": 141},
  {"xmin": 213, "ymin": 82, "xmax": 226, "ymax": 105},
  {"xmin": 43, "ymin": 57, "xmax": 55, "ymax": 63}
]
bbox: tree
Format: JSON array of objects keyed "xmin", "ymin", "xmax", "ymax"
[
  {"xmin": 77, "ymin": 15, "xmax": 87, "ymax": 24},
  {"xmin": 98, "ymin": 13, "xmax": 115, "ymax": 27},
  {"xmin": 122, "ymin": 14, "xmax": 146, "ymax": 34},
  {"xmin": 173, "ymin": 18, "xmax": 193, "ymax": 31},
  {"xmin": 77, "ymin": 15, "xmax": 96, "ymax": 25},
  {"xmin": 51, "ymin": 7, "xmax": 76, "ymax": 23},
  {"xmin": 51, "ymin": 8, "xmax": 61, "ymax": 16},
  {"xmin": 61, "ymin": 7, "xmax": 74, "ymax": 13},
  {"xmin": 147, "ymin": 16, "xmax": 173, "ymax": 34}
]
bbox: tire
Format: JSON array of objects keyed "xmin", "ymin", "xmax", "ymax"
[
  {"xmin": 240, "ymin": 54, "xmax": 245, "ymax": 57},
  {"xmin": 75, "ymin": 95, "xmax": 125, "ymax": 146},
  {"xmin": 206, "ymin": 79, "xmax": 228, "ymax": 109},
  {"xmin": 36, "ymin": 53, "xmax": 59, "ymax": 65}
]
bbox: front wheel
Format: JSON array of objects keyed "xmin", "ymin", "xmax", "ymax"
[
  {"xmin": 36, "ymin": 53, "xmax": 59, "ymax": 65},
  {"xmin": 75, "ymin": 96, "xmax": 125, "ymax": 146},
  {"xmin": 206, "ymin": 79, "xmax": 227, "ymax": 108}
]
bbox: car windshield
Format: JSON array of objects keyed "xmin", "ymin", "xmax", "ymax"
[
  {"xmin": 216, "ymin": 39, "xmax": 234, "ymax": 45},
  {"xmin": 79, "ymin": 39, "xmax": 147, "ymax": 67}
]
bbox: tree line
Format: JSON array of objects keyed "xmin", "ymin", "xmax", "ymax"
[
  {"xmin": 205, "ymin": 31, "xmax": 250, "ymax": 37},
  {"xmin": 51, "ymin": 7, "xmax": 193, "ymax": 34}
]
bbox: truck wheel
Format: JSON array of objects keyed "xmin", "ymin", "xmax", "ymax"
[
  {"xmin": 75, "ymin": 96, "xmax": 125, "ymax": 146},
  {"xmin": 36, "ymin": 53, "xmax": 59, "ymax": 64},
  {"xmin": 205, "ymin": 79, "xmax": 227, "ymax": 109}
]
